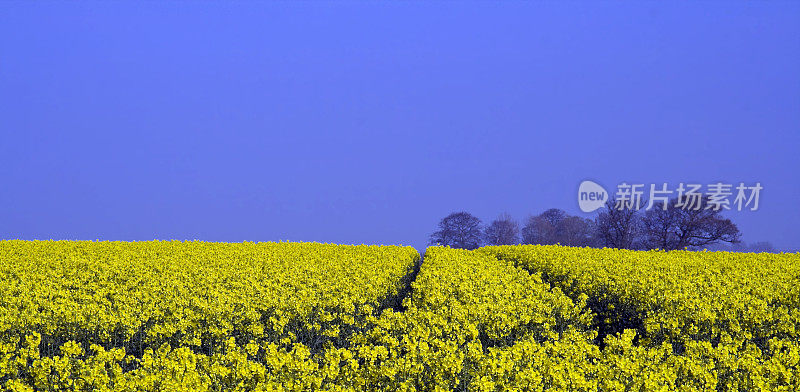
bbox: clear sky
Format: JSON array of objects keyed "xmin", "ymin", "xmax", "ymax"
[{"xmin": 2, "ymin": 2, "xmax": 799, "ymax": 250}]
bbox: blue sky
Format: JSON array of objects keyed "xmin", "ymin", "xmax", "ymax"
[{"xmin": 1, "ymin": 1, "xmax": 798, "ymax": 250}]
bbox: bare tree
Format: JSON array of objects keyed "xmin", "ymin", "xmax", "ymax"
[
  {"xmin": 484, "ymin": 213, "xmax": 520, "ymax": 245},
  {"xmin": 558, "ymin": 215, "xmax": 596, "ymax": 247},
  {"xmin": 641, "ymin": 196, "xmax": 740, "ymax": 250},
  {"xmin": 429, "ymin": 211, "xmax": 483, "ymax": 250},
  {"xmin": 594, "ymin": 199, "xmax": 643, "ymax": 249},
  {"xmin": 522, "ymin": 208, "xmax": 594, "ymax": 246},
  {"xmin": 521, "ymin": 214, "xmax": 558, "ymax": 245},
  {"xmin": 540, "ymin": 208, "xmax": 567, "ymax": 227}
]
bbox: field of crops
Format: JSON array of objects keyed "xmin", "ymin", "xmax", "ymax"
[
  {"xmin": 1, "ymin": 241, "xmax": 799, "ymax": 391},
  {"xmin": 478, "ymin": 245, "xmax": 800, "ymax": 391},
  {"xmin": 0, "ymin": 241, "xmax": 419, "ymax": 391}
]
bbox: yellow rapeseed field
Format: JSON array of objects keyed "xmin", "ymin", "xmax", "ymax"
[
  {"xmin": 1, "ymin": 241, "xmax": 798, "ymax": 391},
  {"xmin": 0, "ymin": 240, "xmax": 418, "ymax": 391},
  {"xmin": 478, "ymin": 245, "xmax": 800, "ymax": 391}
]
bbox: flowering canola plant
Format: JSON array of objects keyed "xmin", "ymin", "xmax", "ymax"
[
  {"xmin": 1, "ymin": 241, "xmax": 798, "ymax": 391},
  {"xmin": 346, "ymin": 246, "xmax": 595, "ymax": 391},
  {"xmin": 0, "ymin": 240, "xmax": 418, "ymax": 391},
  {"xmin": 478, "ymin": 245, "xmax": 800, "ymax": 391}
]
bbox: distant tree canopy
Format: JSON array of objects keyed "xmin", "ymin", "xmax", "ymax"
[
  {"xmin": 430, "ymin": 201, "xmax": 746, "ymax": 252},
  {"xmin": 707, "ymin": 240, "xmax": 776, "ymax": 253},
  {"xmin": 484, "ymin": 213, "xmax": 520, "ymax": 245},
  {"xmin": 521, "ymin": 208, "xmax": 594, "ymax": 247},
  {"xmin": 744, "ymin": 241, "xmax": 775, "ymax": 253},
  {"xmin": 594, "ymin": 196, "xmax": 741, "ymax": 251},
  {"xmin": 640, "ymin": 196, "xmax": 740, "ymax": 250},
  {"xmin": 594, "ymin": 200, "xmax": 643, "ymax": 250},
  {"xmin": 429, "ymin": 211, "xmax": 483, "ymax": 250}
]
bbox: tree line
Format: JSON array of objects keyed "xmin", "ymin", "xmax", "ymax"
[{"xmin": 430, "ymin": 196, "xmax": 775, "ymax": 252}]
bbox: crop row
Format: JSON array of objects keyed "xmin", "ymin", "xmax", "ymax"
[
  {"xmin": 1, "ymin": 241, "xmax": 799, "ymax": 391},
  {"xmin": 0, "ymin": 240, "xmax": 419, "ymax": 391},
  {"xmin": 479, "ymin": 245, "xmax": 800, "ymax": 390}
]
